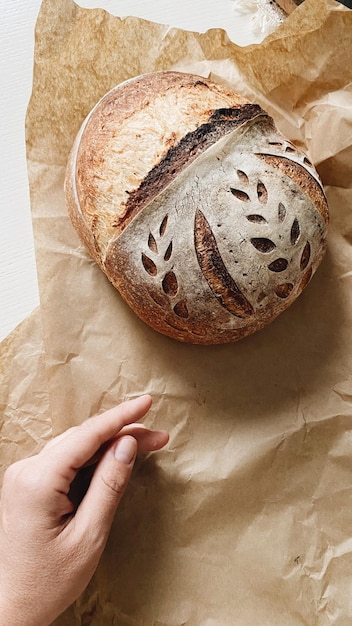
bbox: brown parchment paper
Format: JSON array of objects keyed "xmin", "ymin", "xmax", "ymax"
[
  {"xmin": 24, "ymin": 0, "xmax": 352, "ymax": 623},
  {"xmin": 0, "ymin": 308, "xmax": 52, "ymax": 482}
]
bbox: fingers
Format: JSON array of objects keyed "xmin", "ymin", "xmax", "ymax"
[
  {"xmin": 74, "ymin": 436, "xmax": 138, "ymax": 542},
  {"xmin": 80, "ymin": 425, "xmax": 169, "ymax": 468},
  {"xmin": 42, "ymin": 402, "xmax": 168, "ymax": 464},
  {"xmin": 117, "ymin": 423, "xmax": 169, "ymax": 453},
  {"xmin": 38, "ymin": 395, "xmax": 152, "ymax": 494},
  {"xmin": 41, "ymin": 397, "xmax": 154, "ymax": 454},
  {"xmin": 65, "ymin": 425, "xmax": 169, "ymax": 512},
  {"xmin": 20, "ymin": 395, "xmax": 168, "ymax": 521},
  {"xmin": 63, "ymin": 424, "xmax": 169, "ymax": 509},
  {"xmin": 1, "ymin": 397, "xmax": 168, "ymax": 539},
  {"xmin": 40, "ymin": 396, "xmax": 153, "ymax": 490}
]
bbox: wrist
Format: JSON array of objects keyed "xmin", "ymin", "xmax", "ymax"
[
  {"xmin": 0, "ymin": 591, "xmax": 50, "ymax": 626},
  {"xmin": 0, "ymin": 595, "xmax": 22, "ymax": 626}
]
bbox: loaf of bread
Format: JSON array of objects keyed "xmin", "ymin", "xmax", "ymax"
[{"xmin": 65, "ymin": 71, "xmax": 328, "ymax": 344}]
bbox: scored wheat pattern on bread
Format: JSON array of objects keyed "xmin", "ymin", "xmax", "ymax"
[{"xmin": 141, "ymin": 214, "xmax": 190, "ymax": 322}]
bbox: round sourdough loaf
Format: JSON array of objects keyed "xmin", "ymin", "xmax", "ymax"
[{"xmin": 65, "ymin": 71, "xmax": 328, "ymax": 344}]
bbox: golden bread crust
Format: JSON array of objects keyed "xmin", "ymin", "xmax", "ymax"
[{"xmin": 65, "ymin": 71, "xmax": 328, "ymax": 344}]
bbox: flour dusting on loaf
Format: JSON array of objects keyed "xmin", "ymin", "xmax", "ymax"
[{"xmin": 65, "ymin": 71, "xmax": 328, "ymax": 344}]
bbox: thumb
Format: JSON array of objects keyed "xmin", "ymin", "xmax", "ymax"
[{"xmin": 75, "ymin": 435, "xmax": 137, "ymax": 540}]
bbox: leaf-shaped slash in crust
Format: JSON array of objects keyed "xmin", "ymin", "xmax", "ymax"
[
  {"xmin": 142, "ymin": 253, "xmax": 157, "ymax": 276},
  {"xmin": 194, "ymin": 209, "xmax": 254, "ymax": 319}
]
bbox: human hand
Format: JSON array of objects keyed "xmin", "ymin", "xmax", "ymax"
[{"xmin": 0, "ymin": 395, "xmax": 168, "ymax": 626}]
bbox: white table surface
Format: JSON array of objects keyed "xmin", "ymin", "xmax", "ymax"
[{"xmin": 0, "ymin": 0, "xmax": 281, "ymax": 342}]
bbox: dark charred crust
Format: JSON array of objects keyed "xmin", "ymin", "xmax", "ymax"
[
  {"xmin": 209, "ymin": 105, "xmax": 265, "ymax": 123},
  {"xmin": 193, "ymin": 80, "xmax": 210, "ymax": 88},
  {"xmin": 118, "ymin": 104, "xmax": 267, "ymax": 231}
]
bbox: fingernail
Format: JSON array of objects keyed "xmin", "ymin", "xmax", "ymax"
[{"xmin": 114, "ymin": 436, "xmax": 136, "ymax": 464}]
